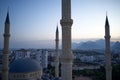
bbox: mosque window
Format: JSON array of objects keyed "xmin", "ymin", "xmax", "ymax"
[
  {"xmin": 30, "ymin": 73, "xmax": 32, "ymax": 77},
  {"xmin": 35, "ymin": 72, "xmax": 37, "ymax": 76},
  {"xmin": 14, "ymin": 75, "xmax": 16, "ymax": 78},
  {"xmin": 23, "ymin": 74, "xmax": 25, "ymax": 78},
  {"xmin": 17, "ymin": 74, "xmax": 19, "ymax": 78},
  {"xmin": 33, "ymin": 73, "xmax": 34, "ymax": 76}
]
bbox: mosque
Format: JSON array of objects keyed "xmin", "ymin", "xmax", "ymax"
[
  {"xmin": 9, "ymin": 58, "xmax": 42, "ymax": 80},
  {"xmin": 1, "ymin": 0, "xmax": 112, "ymax": 80}
]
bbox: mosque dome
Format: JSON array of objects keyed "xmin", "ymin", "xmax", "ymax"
[{"xmin": 9, "ymin": 58, "xmax": 41, "ymax": 73}]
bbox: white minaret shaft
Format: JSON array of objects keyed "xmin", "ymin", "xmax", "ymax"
[
  {"xmin": 104, "ymin": 15, "xmax": 112, "ymax": 80},
  {"xmin": 62, "ymin": 0, "xmax": 71, "ymax": 19},
  {"xmin": 55, "ymin": 26, "xmax": 59, "ymax": 77},
  {"xmin": 2, "ymin": 12, "xmax": 10, "ymax": 80},
  {"xmin": 60, "ymin": 0, "xmax": 73, "ymax": 80}
]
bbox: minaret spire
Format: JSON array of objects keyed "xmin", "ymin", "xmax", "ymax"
[
  {"xmin": 56, "ymin": 24, "xmax": 59, "ymax": 34},
  {"xmin": 60, "ymin": 0, "xmax": 73, "ymax": 80},
  {"xmin": 5, "ymin": 10, "xmax": 10, "ymax": 24},
  {"xmin": 104, "ymin": 14, "xmax": 112, "ymax": 80},
  {"xmin": 55, "ymin": 24, "xmax": 59, "ymax": 78},
  {"xmin": 105, "ymin": 14, "xmax": 109, "ymax": 28},
  {"xmin": 2, "ymin": 11, "xmax": 10, "ymax": 80}
]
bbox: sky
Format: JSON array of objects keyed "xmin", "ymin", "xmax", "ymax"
[{"xmin": 0, "ymin": 0, "xmax": 120, "ymax": 49}]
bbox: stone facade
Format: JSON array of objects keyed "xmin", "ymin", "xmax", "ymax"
[
  {"xmin": 2, "ymin": 12, "xmax": 10, "ymax": 80},
  {"xmin": 60, "ymin": 0, "xmax": 73, "ymax": 80},
  {"xmin": 9, "ymin": 71, "xmax": 42, "ymax": 80},
  {"xmin": 104, "ymin": 15, "xmax": 112, "ymax": 80},
  {"xmin": 55, "ymin": 26, "xmax": 59, "ymax": 77}
]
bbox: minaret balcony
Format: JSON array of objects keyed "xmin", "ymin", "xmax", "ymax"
[
  {"xmin": 104, "ymin": 35, "xmax": 111, "ymax": 39},
  {"xmin": 4, "ymin": 34, "xmax": 10, "ymax": 37},
  {"xmin": 60, "ymin": 18, "xmax": 73, "ymax": 26}
]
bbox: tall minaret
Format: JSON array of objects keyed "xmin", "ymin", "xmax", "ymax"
[
  {"xmin": 2, "ymin": 11, "xmax": 10, "ymax": 80},
  {"xmin": 104, "ymin": 14, "xmax": 112, "ymax": 80},
  {"xmin": 60, "ymin": 0, "xmax": 73, "ymax": 80},
  {"xmin": 55, "ymin": 25, "xmax": 59, "ymax": 78}
]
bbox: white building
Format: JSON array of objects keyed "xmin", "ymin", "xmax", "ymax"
[
  {"xmin": 35, "ymin": 50, "xmax": 48, "ymax": 69},
  {"xmin": 48, "ymin": 50, "xmax": 55, "ymax": 67},
  {"xmin": 15, "ymin": 49, "xmax": 31, "ymax": 60}
]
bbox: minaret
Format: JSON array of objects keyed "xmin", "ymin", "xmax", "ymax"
[
  {"xmin": 60, "ymin": 0, "xmax": 73, "ymax": 80},
  {"xmin": 104, "ymin": 14, "xmax": 112, "ymax": 80},
  {"xmin": 2, "ymin": 11, "xmax": 10, "ymax": 80},
  {"xmin": 55, "ymin": 25, "xmax": 59, "ymax": 78}
]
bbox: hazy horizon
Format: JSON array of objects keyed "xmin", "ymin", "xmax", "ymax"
[{"xmin": 0, "ymin": 38, "xmax": 120, "ymax": 49}]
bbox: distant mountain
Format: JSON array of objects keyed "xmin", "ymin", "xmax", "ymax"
[
  {"xmin": 72, "ymin": 43, "xmax": 79, "ymax": 49},
  {"xmin": 77, "ymin": 41, "xmax": 102, "ymax": 50},
  {"xmin": 112, "ymin": 41, "xmax": 120, "ymax": 53},
  {"xmin": 95, "ymin": 39, "xmax": 105, "ymax": 48},
  {"xmin": 72, "ymin": 39, "xmax": 115, "ymax": 51}
]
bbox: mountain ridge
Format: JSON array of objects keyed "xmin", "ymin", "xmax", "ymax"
[{"xmin": 72, "ymin": 39, "xmax": 119, "ymax": 52}]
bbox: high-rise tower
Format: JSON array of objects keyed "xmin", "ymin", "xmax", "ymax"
[
  {"xmin": 2, "ymin": 12, "xmax": 10, "ymax": 80},
  {"xmin": 104, "ymin": 15, "xmax": 112, "ymax": 80},
  {"xmin": 60, "ymin": 0, "xmax": 73, "ymax": 80},
  {"xmin": 55, "ymin": 25, "xmax": 59, "ymax": 78}
]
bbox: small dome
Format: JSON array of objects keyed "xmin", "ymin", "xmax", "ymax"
[{"xmin": 9, "ymin": 58, "xmax": 41, "ymax": 73}]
